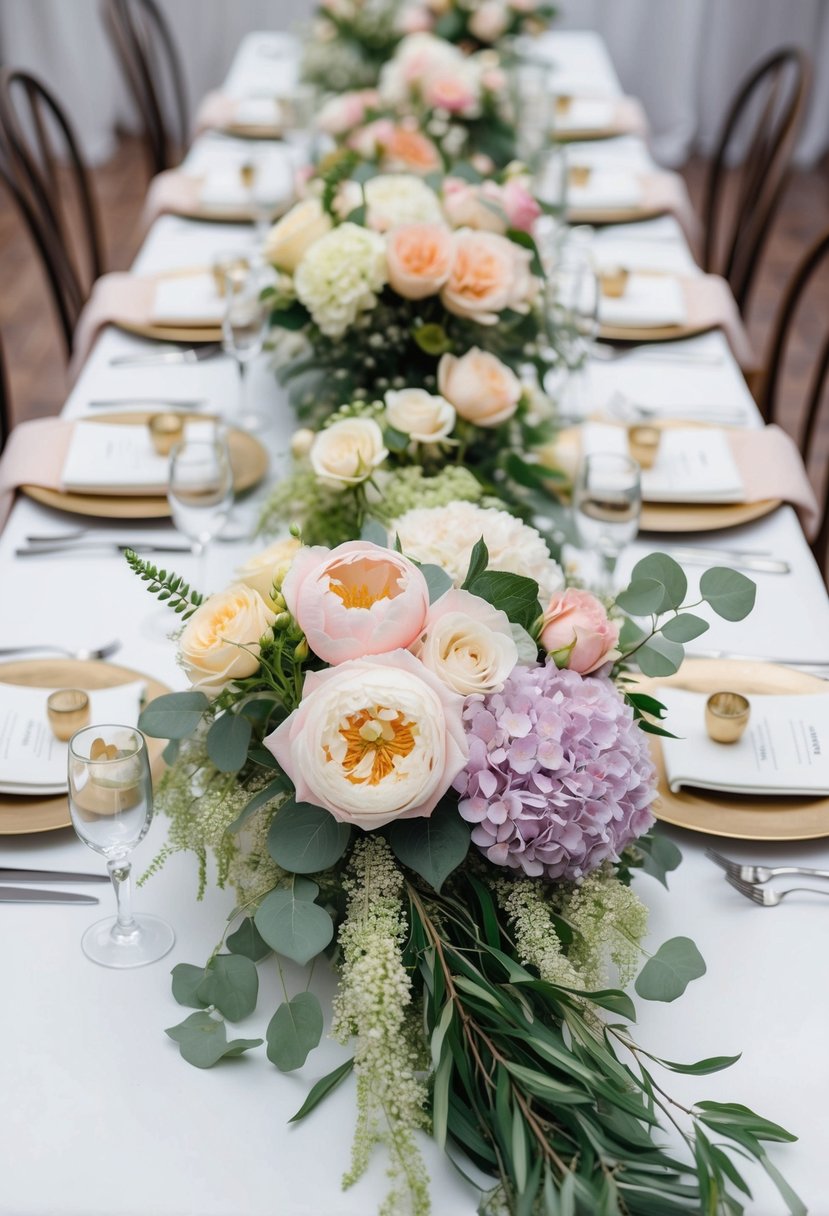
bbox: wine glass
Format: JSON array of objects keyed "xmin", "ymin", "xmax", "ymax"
[
  {"xmin": 543, "ymin": 234, "xmax": 600, "ymax": 416},
  {"xmin": 280, "ymin": 83, "xmax": 318, "ymax": 162},
  {"xmin": 68, "ymin": 725, "xmax": 174, "ymax": 968},
  {"xmin": 508, "ymin": 59, "xmax": 552, "ymax": 169},
  {"xmin": 220, "ymin": 258, "xmax": 270, "ymax": 432},
  {"xmin": 573, "ymin": 453, "xmax": 642, "ymax": 593},
  {"xmin": 168, "ymin": 434, "xmax": 234, "ymax": 588}
]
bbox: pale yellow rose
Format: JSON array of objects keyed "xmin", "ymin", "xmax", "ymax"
[
  {"xmin": 265, "ymin": 199, "xmax": 332, "ymax": 274},
  {"xmin": 438, "ymin": 348, "xmax": 521, "ymax": 427},
  {"xmin": 385, "ymin": 388, "xmax": 455, "ymax": 442},
  {"xmin": 178, "ymin": 585, "xmax": 276, "ymax": 695},
  {"xmin": 310, "ymin": 418, "xmax": 388, "ymax": 487},
  {"xmin": 235, "ymin": 538, "xmax": 302, "ymax": 601}
]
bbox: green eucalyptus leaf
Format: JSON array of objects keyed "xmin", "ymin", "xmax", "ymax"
[
  {"xmin": 206, "ymin": 712, "xmax": 252, "ymax": 773},
  {"xmin": 614, "ymin": 579, "xmax": 667, "ymax": 616},
  {"xmin": 266, "ymin": 992, "xmax": 324, "ymax": 1072},
  {"xmin": 461, "ymin": 537, "xmax": 489, "ymax": 589},
  {"xmin": 138, "ymin": 690, "xmax": 208, "ymax": 739},
  {"xmin": 289, "ymin": 1057, "xmax": 354, "ymax": 1123},
  {"xmin": 635, "ymin": 936, "xmax": 706, "ymax": 1002},
  {"xmin": 661, "ymin": 613, "xmax": 709, "ymax": 642},
  {"xmin": 629, "ymin": 553, "xmax": 687, "ymax": 611},
  {"xmin": 635, "ymin": 635, "xmax": 685, "ymax": 677},
  {"xmin": 389, "ymin": 801, "xmax": 470, "ymax": 892},
  {"xmin": 195, "ymin": 953, "xmax": 259, "ymax": 1021},
  {"xmin": 700, "ymin": 567, "xmax": 757, "ymax": 621},
  {"xmin": 619, "ymin": 616, "xmax": 647, "ymax": 650},
  {"xmin": 360, "ymin": 517, "xmax": 388, "ymax": 546},
  {"xmin": 267, "ymin": 800, "xmax": 351, "ymax": 874},
  {"xmin": 254, "ymin": 881, "xmax": 334, "ymax": 965},
  {"xmin": 165, "ymin": 1011, "xmax": 261, "ymax": 1069},
  {"xmin": 171, "ymin": 962, "xmax": 208, "ymax": 1009},
  {"xmin": 421, "ymin": 563, "xmax": 453, "ymax": 603},
  {"xmin": 226, "ymin": 917, "xmax": 271, "ymax": 962},
  {"xmin": 162, "ymin": 738, "xmax": 181, "ymax": 766},
  {"xmin": 635, "ymin": 831, "xmax": 682, "ymax": 888}
]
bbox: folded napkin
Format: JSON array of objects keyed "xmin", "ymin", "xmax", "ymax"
[
  {"xmin": 581, "ymin": 422, "xmax": 744, "ymax": 503},
  {"xmin": 150, "ymin": 272, "xmax": 223, "ymax": 327},
  {"xmin": 599, "ymin": 274, "xmax": 687, "ymax": 329},
  {"xmin": 0, "ymin": 417, "xmax": 74, "ymax": 533},
  {"xmin": 568, "ymin": 169, "xmax": 644, "ymax": 212},
  {"xmin": 567, "ymin": 170, "xmax": 700, "ymax": 249},
  {"xmin": 555, "ymin": 95, "xmax": 647, "ymax": 138},
  {"xmin": 682, "ymin": 275, "xmax": 756, "ymax": 371},
  {"xmin": 70, "ymin": 273, "xmax": 157, "ymax": 381},
  {"xmin": 196, "ymin": 91, "xmax": 282, "ymax": 134}
]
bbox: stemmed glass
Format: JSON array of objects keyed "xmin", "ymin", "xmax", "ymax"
[
  {"xmin": 573, "ymin": 453, "xmax": 642, "ymax": 593},
  {"xmin": 543, "ymin": 234, "xmax": 600, "ymax": 416},
  {"xmin": 168, "ymin": 433, "xmax": 234, "ymax": 589},
  {"xmin": 508, "ymin": 59, "xmax": 552, "ymax": 169},
  {"xmin": 220, "ymin": 258, "xmax": 270, "ymax": 433},
  {"xmin": 68, "ymin": 725, "xmax": 174, "ymax": 968}
]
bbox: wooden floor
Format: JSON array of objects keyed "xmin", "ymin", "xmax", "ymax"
[{"xmin": 1, "ymin": 139, "xmax": 828, "ymax": 453}]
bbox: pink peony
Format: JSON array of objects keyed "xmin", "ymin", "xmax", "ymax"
[{"xmin": 540, "ymin": 588, "xmax": 622, "ymax": 674}]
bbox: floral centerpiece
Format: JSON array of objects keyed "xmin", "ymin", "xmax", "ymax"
[
  {"xmin": 400, "ymin": 0, "xmax": 556, "ymax": 50},
  {"xmin": 124, "ymin": 528, "xmax": 800, "ymax": 1215},
  {"xmin": 302, "ymin": 0, "xmax": 403, "ymax": 92}
]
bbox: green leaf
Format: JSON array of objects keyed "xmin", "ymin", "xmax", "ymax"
[
  {"xmin": 254, "ymin": 881, "xmax": 334, "ymax": 965},
  {"xmin": 162, "ymin": 738, "xmax": 180, "ymax": 766},
  {"xmin": 661, "ymin": 612, "xmax": 709, "ymax": 642},
  {"xmin": 432, "ymin": 1046, "xmax": 452, "ymax": 1149},
  {"xmin": 165, "ymin": 1011, "xmax": 261, "ymax": 1069},
  {"xmin": 266, "ymin": 992, "xmax": 324, "ymax": 1072},
  {"xmin": 629, "ymin": 553, "xmax": 688, "ymax": 611},
  {"xmin": 700, "ymin": 567, "xmax": 757, "ymax": 621},
  {"xmin": 619, "ymin": 616, "xmax": 647, "ymax": 650},
  {"xmin": 383, "ymin": 425, "xmax": 410, "ymax": 453},
  {"xmin": 228, "ymin": 774, "xmax": 289, "ymax": 833},
  {"xmin": 635, "ymin": 937, "xmax": 706, "ymax": 1002},
  {"xmin": 171, "ymin": 962, "xmax": 208, "ymax": 1009},
  {"xmin": 422, "ymin": 563, "xmax": 453, "ymax": 603},
  {"xmin": 195, "ymin": 953, "xmax": 259, "ymax": 1021},
  {"xmin": 635, "ymin": 831, "xmax": 682, "ymax": 888},
  {"xmin": 461, "ymin": 537, "xmax": 489, "ymax": 589},
  {"xmin": 636, "ymin": 634, "xmax": 685, "ymax": 677},
  {"xmin": 390, "ymin": 801, "xmax": 470, "ymax": 892},
  {"xmin": 656, "ymin": 1052, "xmax": 741, "ymax": 1076},
  {"xmin": 467, "ymin": 570, "xmax": 540, "ymax": 631},
  {"xmin": 270, "ymin": 301, "xmax": 309, "ymax": 331},
  {"xmin": 206, "ymin": 712, "xmax": 252, "ymax": 773},
  {"xmin": 289, "ymin": 1057, "xmax": 354, "ymax": 1122},
  {"xmin": 615, "ymin": 579, "xmax": 668, "ymax": 616},
  {"xmin": 226, "ymin": 917, "xmax": 271, "ymax": 962},
  {"xmin": 267, "ymin": 799, "xmax": 351, "ymax": 873},
  {"xmin": 413, "ymin": 322, "xmax": 451, "ymax": 355},
  {"xmin": 759, "ymin": 1149, "xmax": 807, "ymax": 1216},
  {"xmin": 138, "ymin": 690, "xmax": 208, "ymax": 739},
  {"xmin": 360, "ymin": 517, "xmax": 388, "ymax": 546}
]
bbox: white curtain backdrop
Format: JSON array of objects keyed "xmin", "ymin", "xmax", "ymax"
[{"xmin": 0, "ymin": 0, "xmax": 827, "ymax": 167}]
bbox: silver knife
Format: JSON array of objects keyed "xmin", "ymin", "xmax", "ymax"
[
  {"xmin": 0, "ymin": 886, "xmax": 99, "ymax": 905},
  {"xmin": 109, "ymin": 345, "xmax": 221, "ymax": 367},
  {"xmin": 661, "ymin": 547, "xmax": 790, "ymax": 575},
  {"xmin": 16, "ymin": 543, "xmax": 191, "ymax": 558},
  {"xmin": 0, "ymin": 867, "xmax": 109, "ymax": 883},
  {"xmin": 86, "ymin": 398, "xmax": 207, "ymax": 409}
]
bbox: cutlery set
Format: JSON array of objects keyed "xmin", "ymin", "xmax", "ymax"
[
  {"xmin": 108, "ymin": 343, "xmax": 222, "ymax": 367},
  {"xmin": 707, "ymin": 847, "xmax": 829, "ymax": 907},
  {"xmin": 0, "ymin": 866, "xmax": 107, "ymax": 905}
]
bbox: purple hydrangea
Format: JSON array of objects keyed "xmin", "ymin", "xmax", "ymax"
[{"xmin": 454, "ymin": 661, "xmax": 656, "ymax": 882}]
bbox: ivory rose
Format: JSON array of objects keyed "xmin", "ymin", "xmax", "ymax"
[
  {"xmin": 265, "ymin": 198, "xmax": 332, "ymax": 274},
  {"xmin": 441, "ymin": 229, "xmax": 534, "ymax": 324},
  {"xmin": 282, "ymin": 540, "xmax": 430, "ymax": 665},
  {"xmin": 413, "ymin": 589, "xmax": 518, "ymax": 695},
  {"xmin": 236, "ymin": 538, "xmax": 301, "ymax": 601},
  {"xmin": 438, "ymin": 348, "xmax": 521, "ymax": 427},
  {"xmin": 540, "ymin": 588, "xmax": 622, "ymax": 674},
  {"xmin": 385, "ymin": 388, "xmax": 455, "ymax": 442},
  {"xmin": 386, "ymin": 222, "xmax": 454, "ymax": 299},
  {"xmin": 468, "ymin": 0, "xmax": 509, "ymax": 42},
  {"xmin": 264, "ymin": 649, "xmax": 468, "ymax": 830},
  {"xmin": 178, "ymin": 585, "xmax": 276, "ymax": 695},
  {"xmin": 310, "ymin": 418, "xmax": 388, "ymax": 487}
]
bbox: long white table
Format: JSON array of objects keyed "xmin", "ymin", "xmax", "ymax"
[{"xmin": 1, "ymin": 31, "xmax": 827, "ymax": 1216}]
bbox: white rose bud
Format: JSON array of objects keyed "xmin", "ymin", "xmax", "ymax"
[
  {"xmin": 310, "ymin": 417, "xmax": 389, "ymax": 487},
  {"xmin": 385, "ymin": 388, "xmax": 455, "ymax": 443},
  {"xmin": 412, "ymin": 588, "xmax": 518, "ymax": 696}
]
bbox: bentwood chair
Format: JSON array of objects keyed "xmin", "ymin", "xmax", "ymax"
[
  {"xmin": 101, "ymin": 0, "xmax": 189, "ymax": 176},
  {"xmin": 0, "ymin": 70, "xmax": 104, "ymax": 358},
  {"xmin": 758, "ymin": 229, "xmax": 829, "ymax": 576},
  {"xmin": 0, "ymin": 329, "xmax": 10, "ymax": 455},
  {"xmin": 702, "ymin": 48, "xmax": 811, "ymax": 315}
]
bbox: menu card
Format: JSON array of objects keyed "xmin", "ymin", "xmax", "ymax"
[
  {"xmin": 658, "ymin": 687, "xmax": 829, "ymax": 797},
  {"xmin": 581, "ymin": 422, "xmax": 745, "ymax": 504},
  {"xmin": 0, "ymin": 681, "xmax": 146, "ymax": 795},
  {"xmin": 150, "ymin": 272, "xmax": 224, "ymax": 326},
  {"xmin": 61, "ymin": 420, "xmax": 218, "ymax": 495}
]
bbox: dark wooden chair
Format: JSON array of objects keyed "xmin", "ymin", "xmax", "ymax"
[
  {"xmin": 101, "ymin": 0, "xmax": 189, "ymax": 175},
  {"xmin": 0, "ymin": 70, "xmax": 104, "ymax": 357},
  {"xmin": 702, "ymin": 48, "xmax": 811, "ymax": 315},
  {"xmin": 0, "ymin": 328, "xmax": 10, "ymax": 455},
  {"xmin": 759, "ymin": 229, "xmax": 829, "ymax": 576}
]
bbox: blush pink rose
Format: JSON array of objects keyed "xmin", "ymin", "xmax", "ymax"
[
  {"xmin": 317, "ymin": 89, "xmax": 379, "ymax": 136},
  {"xmin": 348, "ymin": 118, "xmax": 397, "ymax": 159},
  {"xmin": 540, "ymin": 588, "xmax": 622, "ymax": 674},
  {"xmin": 441, "ymin": 229, "xmax": 535, "ymax": 324},
  {"xmin": 282, "ymin": 540, "xmax": 430, "ymax": 665},
  {"xmin": 399, "ymin": 6, "xmax": 434, "ymax": 33},
  {"xmin": 438, "ymin": 347, "xmax": 522, "ymax": 426},
  {"xmin": 387, "ymin": 222, "xmax": 454, "ymax": 299},
  {"xmin": 500, "ymin": 180, "xmax": 542, "ymax": 233},
  {"xmin": 443, "ymin": 178, "xmax": 507, "ymax": 233},
  {"xmin": 424, "ymin": 73, "xmax": 479, "ymax": 115}
]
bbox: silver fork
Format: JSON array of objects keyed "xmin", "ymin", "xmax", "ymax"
[
  {"xmin": 0, "ymin": 641, "xmax": 121, "ymax": 661},
  {"xmin": 726, "ymin": 874, "xmax": 829, "ymax": 906},
  {"xmin": 706, "ymin": 847, "xmax": 829, "ymax": 884}
]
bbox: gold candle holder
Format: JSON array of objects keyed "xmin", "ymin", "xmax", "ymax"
[
  {"xmin": 239, "ymin": 161, "xmax": 256, "ymax": 191},
  {"xmin": 555, "ymin": 94, "xmax": 572, "ymax": 116},
  {"xmin": 148, "ymin": 412, "xmax": 184, "ymax": 456},
  {"xmin": 46, "ymin": 689, "xmax": 90, "ymax": 741},
  {"xmin": 627, "ymin": 424, "xmax": 661, "ymax": 470},
  {"xmin": 569, "ymin": 164, "xmax": 591, "ymax": 188},
  {"xmin": 211, "ymin": 253, "xmax": 250, "ymax": 296},
  {"xmin": 599, "ymin": 266, "xmax": 629, "ymax": 298},
  {"xmin": 705, "ymin": 692, "xmax": 751, "ymax": 744}
]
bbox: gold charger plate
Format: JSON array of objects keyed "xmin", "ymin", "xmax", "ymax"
[
  {"xmin": 220, "ymin": 122, "xmax": 284, "ymax": 141},
  {"xmin": 598, "ymin": 278, "xmax": 715, "ymax": 344},
  {"xmin": 633, "ymin": 658, "xmax": 829, "ymax": 841},
  {"xmin": 555, "ymin": 124, "xmax": 626, "ymax": 143},
  {"xmin": 115, "ymin": 267, "xmax": 223, "ymax": 344},
  {"xmin": 22, "ymin": 410, "xmax": 268, "ymax": 520},
  {"xmin": 569, "ymin": 203, "xmax": 665, "ymax": 227},
  {"xmin": 0, "ymin": 658, "xmax": 170, "ymax": 835}
]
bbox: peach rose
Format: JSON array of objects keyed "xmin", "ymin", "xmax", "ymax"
[
  {"xmin": 178, "ymin": 585, "xmax": 276, "ymax": 695},
  {"xmin": 386, "ymin": 222, "xmax": 454, "ymax": 299},
  {"xmin": 383, "ymin": 126, "xmax": 443, "ymax": 174},
  {"xmin": 438, "ymin": 348, "xmax": 522, "ymax": 427},
  {"xmin": 424, "ymin": 73, "xmax": 479, "ymax": 115},
  {"xmin": 282, "ymin": 540, "xmax": 430, "ymax": 665},
  {"xmin": 441, "ymin": 229, "xmax": 534, "ymax": 324},
  {"xmin": 540, "ymin": 588, "xmax": 622, "ymax": 674}
]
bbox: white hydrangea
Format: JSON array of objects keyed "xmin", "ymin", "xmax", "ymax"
[
  {"xmin": 364, "ymin": 174, "xmax": 444, "ymax": 231},
  {"xmin": 393, "ymin": 501, "xmax": 564, "ymax": 602},
  {"xmin": 295, "ymin": 222, "xmax": 387, "ymax": 338}
]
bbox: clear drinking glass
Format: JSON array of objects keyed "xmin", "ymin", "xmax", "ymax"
[
  {"xmin": 509, "ymin": 59, "xmax": 552, "ymax": 169},
  {"xmin": 68, "ymin": 725, "xmax": 174, "ymax": 968},
  {"xmin": 220, "ymin": 258, "xmax": 270, "ymax": 432},
  {"xmin": 573, "ymin": 453, "xmax": 642, "ymax": 593},
  {"xmin": 280, "ymin": 83, "xmax": 318, "ymax": 161},
  {"xmin": 543, "ymin": 232, "xmax": 601, "ymax": 416},
  {"xmin": 168, "ymin": 434, "xmax": 234, "ymax": 586}
]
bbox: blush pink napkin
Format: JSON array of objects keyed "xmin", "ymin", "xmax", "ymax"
[
  {"xmin": 614, "ymin": 97, "xmax": 648, "ymax": 138},
  {"xmin": 195, "ymin": 91, "xmax": 240, "ymax": 134},
  {"xmin": 682, "ymin": 275, "xmax": 756, "ymax": 372},
  {"xmin": 730, "ymin": 425, "xmax": 820, "ymax": 539},
  {"xmin": 0, "ymin": 417, "xmax": 74, "ymax": 532},
  {"xmin": 142, "ymin": 171, "xmax": 204, "ymax": 228},
  {"xmin": 69, "ymin": 274, "xmax": 156, "ymax": 383}
]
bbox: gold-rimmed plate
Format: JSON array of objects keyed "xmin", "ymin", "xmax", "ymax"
[
  {"xmin": 632, "ymin": 658, "xmax": 829, "ymax": 841},
  {"xmin": 114, "ymin": 267, "xmax": 223, "ymax": 344},
  {"xmin": 21, "ymin": 410, "xmax": 268, "ymax": 520},
  {"xmin": 0, "ymin": 659, "xmax": 170, "ymax": 834},
  {"xmin": 598, "ymin": 277, "xmax": 716, "ymax": 344}
]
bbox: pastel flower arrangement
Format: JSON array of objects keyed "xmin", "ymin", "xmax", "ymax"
[{"xmin": 400, "ymin": 0, "xmax": 556, "ymax": 49}]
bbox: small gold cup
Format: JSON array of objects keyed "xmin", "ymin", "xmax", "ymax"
[
  {"xmin": 705, "ymin": 692, "xmax": 751, "ymax": 744},
  {"xmin": 239, "ymin": 161, "xmax": 256, "ymax": 191},
  {"xmin": 627, "ymin": 424, "xmax": 661, "ymax": 470},
  {"xmin": 46, "ymin": 689, "xmax": 90, "ymax": 742},
  {"xmin": 555, "ymin": 94, "xmax": 572, "ymax": 116},
  {"xmin": 211, "ymin": 253, "xmax": 250, "ymax": 296},
  {"xmin": 148, "ymin": 412, "xmax": 184, "ymax": 456},
  {"xmin": 599, "ymin": 266, "xmax": 629, "ymax": 298},
  {"xmin": 568, "ymin": 164, "xmax": 591, "ymax": 188}
]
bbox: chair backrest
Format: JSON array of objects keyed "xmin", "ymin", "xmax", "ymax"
[
  {"xmin": 0, "ymin": 328, "xmax": 10, "ymax": 456},
  {"xmin": 101, "ymin": 0, "xmax": 189, "ymax": 175},
  {"xmin": 703, "ymin": 48, "xmax": 810, "ymax": 314},
  {"xmin": 0, "ymin": 69, "xmax": 104, "ymax": 354}
]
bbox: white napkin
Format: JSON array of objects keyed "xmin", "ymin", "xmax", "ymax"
[
  {"xmin": 590, "ymin": 238, "xmax": 698, "ymax": 277},
  {"xmin": 199, "ymin": 157, "xmax": 294, "ymax": 212},
  {"xmin": 234, "ymin": 97, "xmax": 280, "ymax": 127},
  {"xmin": 150, "ymin": 272, "xmax": 224, "ymax": 326},
  {"xmin": 61, "ymin": 420, "xmax": 218, "ymax": 495},
  {"xmin": 598, "ymin": 273, "xmax": 687, "ymax": 328},
  {"xmin": 569, "ymin": 169, "xmax": 643, "ymax": 211},
  {"xmin": 556, "ymin": 98, "xmax": 615, "ymax": 132},
  {"xmin": 0, "ymin": 680, "xmax": 146, "ymax": 795},
  {"xmin": 199, "ymin": 171, "xmax": 250, "ymax": 210},
  {"xmin": 581, "ymin": 422, "xmax": 745, "ymax": 503}
]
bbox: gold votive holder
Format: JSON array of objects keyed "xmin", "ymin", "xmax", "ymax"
[
  {"xmin": 46, "ymin": 689, "xmax": 90, "ymax": 741},
  {"xmin": 555, "ymin": 94, "xmax": 572, "ymax": 115},
  {"xmin": 627, "ymin": 424, "xmax": 661, "ymax": 470},
  {"xmin": 569, "ymin": 164, "xmax": 591, "ymax": 188},
  {"xmin": 148, "ymin": 412, "xmax": 184, "ymax": 456},
  {"xmin": 239, "ymin": 161, "xmax": 256, "ymax": 191},
  {"xmin": 706, "ymin": 692, "xmax": 751, "ymax": 744},
  {"xmin": 599, "ymin": 266, "xmax": 630, "ymax": 298},
  {"xmin": 211, "ymin": 253, "xmax": 250, "ymax": 296}
]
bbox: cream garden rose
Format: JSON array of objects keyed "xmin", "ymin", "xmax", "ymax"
[
  {"xmin": 265, "ymin": 199, "xmax": 332, "ymax": 274},
  {"xmin": 235, "ymin": 537, "xmax": 302, "ymax": 601},
  {"xmin": 264, "ymin": 649, "xmax": 468, "ymax": 830},
  {"xmin": 385, "ymin": 388, "xmax": 455, "ymax": 443},
  {"xmin": 178, "ymin": 584, "xmax": 276, "ymax": 695},
  {"xmin": 413, "ymin": 588, "xmax": 518, "ymax": 695},
  {"xmin": 438, "ymin": 348, "xmax": 521, "ymax": 427},
  {"xmin": 310, "ymin": 418, "xmax": 388, "ymax": 487}
]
